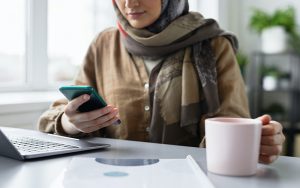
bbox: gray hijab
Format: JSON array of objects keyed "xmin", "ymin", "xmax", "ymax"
[{"xmin": 147, "ymin": 0, "xmax": 189, "ymax": 33}]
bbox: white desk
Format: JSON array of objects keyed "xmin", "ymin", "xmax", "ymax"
[{"xmin": 0, "ymin": 137, "xmax": 299, "ymax": 188}]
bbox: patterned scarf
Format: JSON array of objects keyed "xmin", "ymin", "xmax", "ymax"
[{"xmin": 112, "ymin": 0, "xmax": 238, "ymax": 146}]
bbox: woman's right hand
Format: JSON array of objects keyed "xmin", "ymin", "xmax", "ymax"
[{"xmin": 61, "ymin": 94, "xmax": 120, "ymax": 135}]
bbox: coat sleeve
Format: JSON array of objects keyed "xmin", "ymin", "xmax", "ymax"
[
  {"xmin": 212, "ymin": 36, "xmax": 250, "ymax": 118},
  {"xmin": 37, "ymin": 34, "xmax": 101, "ymax": 138}
]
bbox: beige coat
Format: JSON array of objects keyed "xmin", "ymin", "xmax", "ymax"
[{"xmin": 38, "ymin": 28, "xmax": 250, "ymax": 146}]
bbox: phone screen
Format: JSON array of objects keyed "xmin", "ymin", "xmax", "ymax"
[{"xmin": 59, "ymin": 86, "xmax": 107, "ymax": 112}]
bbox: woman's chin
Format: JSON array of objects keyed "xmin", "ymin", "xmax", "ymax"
[{"xmin": 128, "ymin": 19, "xmax": 156, "ymax": 29}]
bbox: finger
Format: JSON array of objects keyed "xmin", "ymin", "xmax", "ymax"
[
  {"xmin": 259, "ymin": 155, "xmax": 278, "ymax": 164},
  {"xmin": 261, "ymin": 121, "xmax": 282, "ymax": 136},
  {"xmin": 65, "ymin": 95, "xmax": 90, "ymax": 114},
  {"xmin": 80, "ymin": 116, "xmax": 120, "ymax": 133},
  {"xmin": 260, "ymin": 145, "xmax": 282, "ymax": 156},
  {"xmin": 261, "ymin": 134, "xmax": 285, "ymax": 145},
  {"xmin": 257, "ymin": 114, "xmax": 272, "ymax": 125},
  {"xmin": 75, "ymin": 105, "xmax": 114, "ymax": 122},
  {"xmin": 77, "ymin": 109, "xmax": 119, "ymax": 132},
  {"xmin": 97, "ymin": 116, "xmax": 120, "ymax": 130},
  {"xmin": 93, "ymin": 108, "xmax": 119, "ymax": 126}
]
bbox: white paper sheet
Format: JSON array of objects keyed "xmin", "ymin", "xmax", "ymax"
[{"xmin": 51, "ymin": 155, "xmax": 214, "ymax": 188}]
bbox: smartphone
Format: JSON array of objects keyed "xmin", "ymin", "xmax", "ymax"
[{"xmin": 59, "ymin": 85, "xmax": 107, "ymax": 112}]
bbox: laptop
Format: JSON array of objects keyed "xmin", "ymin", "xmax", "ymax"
[{"xmin": 0, "ymin": 127, "xmax": 110, "ymax": 161}]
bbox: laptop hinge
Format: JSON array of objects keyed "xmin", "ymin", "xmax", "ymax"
[{"xmin": 0, "ymin": 129, "xmax": 24, "ymax": 161}]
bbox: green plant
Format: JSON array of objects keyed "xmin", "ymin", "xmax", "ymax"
[
  {"xmin": 261, "ymin": 66, "xmax": 281, "ymax": 78},
  {"xmin": 289, "ymin": 32, "xmax": 300, "ymax": 54},
  {"xmin": 249, "ymin": 6, "xmax": 296, "ymax": 34},
  {"xmin": 263, "ymin": 103, "xmax": 286, "ymax": 120},
  {"xmin": 279, "ymin": 72, "xmax": 291, "ymax": 80},
  {"xmin": 264, "ymin": 103, "xmax": 285, "ymax": 114}
]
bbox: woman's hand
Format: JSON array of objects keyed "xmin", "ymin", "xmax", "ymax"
[
  {"xmin": 258, "ymin": 114, "xmax": 285, "ymax": 164},
  {"xmin": 61, "ymin": 94, "xmax": 120, "ymax": 135}
]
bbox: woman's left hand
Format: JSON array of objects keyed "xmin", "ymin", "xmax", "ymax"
[{"xmin": 258, "ymin": 114, "xmax": 285, "ymax": 164}]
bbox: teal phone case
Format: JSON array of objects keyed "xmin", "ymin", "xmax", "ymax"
[{"xmin": 59, "ymin": 86, "xmax": 107, "ymax": 112}]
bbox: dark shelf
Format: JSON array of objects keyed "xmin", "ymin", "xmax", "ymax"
[
  {"xmin": 248, "ymin": 52, "xmax": 300, "ymax": 156},
  {"xmin": 281, "ymin": 121, "xmax": 300, "ymax": 129}
]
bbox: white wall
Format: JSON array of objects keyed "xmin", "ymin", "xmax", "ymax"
[
  {"xmin": 189, "ymin": 0, "xmax": 238, "ymax": 36},
  {"xmin": 231, "ymin": 0, "xmax": 300, "ymax": 54},
  {"xmin": 205, "ymin": 0, "xmax": 300, "ymax": 54},
  {"xmin": 189, "ymin": 0, "xmax": 219, "ymax": 21},
  {"xmin": 197, "ymin": 0, "xmax": 219, "ymax": 21}
]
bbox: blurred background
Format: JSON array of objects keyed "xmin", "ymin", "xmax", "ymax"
[{"xmin": 0, "ymin": 0, "xmax": 299, "ymax": 157}]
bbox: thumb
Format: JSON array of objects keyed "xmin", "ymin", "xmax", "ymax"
[
  {"xmin": 66, "ymin": 94, "xmax": 90, "ymax": 113},
  {"xmin": 256, "ymin": 114, "xmax": 272, "ymax": 125}
]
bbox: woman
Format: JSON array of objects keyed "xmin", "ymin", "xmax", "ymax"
[{"xmin": 39, "ymin": 0, "xmax": 285, "ymax": 164}]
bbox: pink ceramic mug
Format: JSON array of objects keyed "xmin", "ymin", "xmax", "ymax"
[{"xmin": 205, "ymin": 117, "xmax": 262, "ymax": 176}]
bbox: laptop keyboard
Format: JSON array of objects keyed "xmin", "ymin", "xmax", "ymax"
[{"xmin": 9, "ymin": 136, "xmax": 80, "ymax": 153}]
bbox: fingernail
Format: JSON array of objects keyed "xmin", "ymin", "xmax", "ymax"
[
  {"xmin": 83, "ymin": 95, "xmax": 90, "ymax": 100},
  {"xmin": 113, "ymin": 119, "xmax": 121, "ymax": 126}
]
